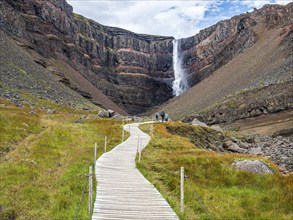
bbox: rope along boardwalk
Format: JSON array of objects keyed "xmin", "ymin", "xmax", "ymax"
[{"xmin": 92, "ymin": 122, "xmax": 178, "ymax": 220}]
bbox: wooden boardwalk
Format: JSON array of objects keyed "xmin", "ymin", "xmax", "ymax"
[{"xmin": 92, "ymin": 123, "xmax": 178, "ymax": 220}]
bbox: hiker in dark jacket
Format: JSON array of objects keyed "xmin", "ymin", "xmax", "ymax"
[{"xmin": 160, "ymin": 111, "xmax": 165, "ymax": 122}]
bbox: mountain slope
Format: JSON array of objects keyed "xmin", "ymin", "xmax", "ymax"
[
  {"xmin": 0, "ymin": 30, "xmax": 97, "ymax": 110},
  {"xmin": 160, "ymin": 21, "xmax": 292, "ymax": 120},
  {"xmin": 0, "ymin": 0, "xmax": 174, "ymax": 114},
  {"xmin": 0, "ymin": 0, "xmax": 292, "ymax": 116}
]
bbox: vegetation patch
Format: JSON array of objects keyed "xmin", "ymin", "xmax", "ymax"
[
  {"xmin": 0, "ymin": 100, "xmax": 123, "ymax": 219},
  {"xmin": 137, "ymin": 123, "xmax": 293, "ymax": 220}
]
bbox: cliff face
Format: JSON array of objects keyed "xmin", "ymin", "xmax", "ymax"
[
  {"xmin": 0, "ymin": 0, "xmax": 292, "ymax": 114},
  {"xmin": 159, "ymin": 3, "xmax": 292, "ymax": 121},
  {"xmin": 178, "ymin": 3, "xmax": 292, "ymax": 87},
  {"xmin": 0, "ymin": 0, "xmax": 174, "ymax": 114}
]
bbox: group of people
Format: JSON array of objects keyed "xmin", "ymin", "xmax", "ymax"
[{"xmin": 155, "ymin": 111, "xmax": 169, "ymax": 122}]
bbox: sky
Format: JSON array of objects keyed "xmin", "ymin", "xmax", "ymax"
[{"xmin": 67, "ymin": 0, "xmax": 291, "ymax": 39}]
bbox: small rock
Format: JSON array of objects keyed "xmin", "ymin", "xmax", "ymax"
[
  {"xmin": 107, "ymin": 109, "xmax": 115, "ymax": 117},
  {"xmin": 98, "ymin": 110, "xmax": 109, "ymax": 118},
  {"xmin": 22, "ymin": 123, "xmax": 29, "ymax": 127},
  {"xmin": 75, "ymin": 119, "xmax": 83, "ymax": 124},
  {"xmin": 224, "ymin": 141, "xmax": 246, "ymax": 153},
  {"xmin": 238, "ymin": 142, "xmax": 250, "ymax": 149},
  {"xmin": 47, "ymin": 109, "xmax": 56, "ymax": 114},
  {"xmin": 191, "ymin": 118, "xmax": 209, "ymax": 128},
  {"xmin": 215, "ymin": 141, "xmax": 225, "ymax": 152},
  {"xmin": 232, "ymin": 160, "xmax": 273, "ymax": 174},
  {"xmin": 231, "ymin": 137, "xmax": 238, "ymax": 143},
  {"xmin": 248, "ymin": 147, "xmax": 263, "ymax": 155},
  {"xmin": 80, "ymin": 115, "xmax": 86, "ymax": 120},
  {"xmin": 211, "ymin": 125, "xmax": 223, "ymax": 132},
  {"xmin": 111, "ymin": 114, "xmax": 123, "ymax": 120}
]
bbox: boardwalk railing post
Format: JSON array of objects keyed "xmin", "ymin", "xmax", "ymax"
[
  {"xmin": 89, "ymin": 166, "xmax": 93, "ymax": 215},
  {"xmin": 104, "ymin": 136, "xmax": 107, "ymax": 153},
  {"xmin": 122, "ymin": 126, "xmax": 125, "ymax": 143},
  {"xmin": 180, "ymin": 167, "xmax": 184, "ymax": 214},
  {"xmin": 150, "ymin": 123, "xmax": 153, "ymax": 136},
  {"xmin": 137, "ymin": 135, "xmax": 140, "ymax": 154},
  {"xmin": 94, "ymin": 142, "xmax": 97, "ymax": 167},
  {"xmin": 149, "ymin": 123, "xmax": 152, "ymax": 135}
]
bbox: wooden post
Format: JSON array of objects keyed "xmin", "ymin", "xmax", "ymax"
[
  {"xmin": 149, "ymin": 123, "xmax": 152, "ymax": 135},
  {"xmin": 128, "ymin": 124, "xmax": 131, "ymax": 132},
  {"xmin": 137, "ymin": 135, "xmax": 140, "ymax": 154},
  {"xmin": 150, "ymin": 123, "xmax": 153, "ymax": 136},
  {"xmin": 94, "ymin": 142, "xmax": 97, "ymax": 167},
  {"xmin": 89, "ymin": 166, "xmax": 93, "ymax": 215},
  {"xmin": 104, "ymin": 136, "xmax": 107, "ymax": 153},
  {"xmin": 122, "ymin": 127, "xmax": 125, "ymax": 143},
  {"xmin": 180, "ymin": 167, "xmax": 184, "ymax": 214}
]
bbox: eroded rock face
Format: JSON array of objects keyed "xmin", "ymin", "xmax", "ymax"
[
  {"xmin": 199, "ymin": 81, "xmax": 293, "ymax": 125},
  {"xmin": 0, "ymin": 0, "xmax": 174, "ymax": 114},
  {"xmin": 1, "ymin": 0, "xmax": 292, "ymax": 114},
  {"xmin": 178, "ymin": 3, "xmax": 292, "ymax": 87}
]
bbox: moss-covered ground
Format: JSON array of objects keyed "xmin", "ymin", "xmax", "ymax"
[
  {"xmin": 0, "ymin": 99, "xmax": 124, "ymax": 219},
  {"xmin": 138, "ymin": 123, "xmax": 293, "ymax": 220}
]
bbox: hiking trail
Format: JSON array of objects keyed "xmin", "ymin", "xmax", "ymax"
[{"xmin": 92, "ymin": 122, "xmax": 178, "ymax": 220}]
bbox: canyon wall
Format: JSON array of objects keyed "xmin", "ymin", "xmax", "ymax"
[
  {"xmin": 0, "ymin": 0, "xmax": 292, "ymax": 114},
  {"xmin": 0, "ymin": 0, "xmax": 174, "ymax": 114},
  {"xmin": 178, "ymin": 3, "xmax": 292, "ymax": 86}
]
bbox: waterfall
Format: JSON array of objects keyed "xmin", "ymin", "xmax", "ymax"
[{"xmin": 172, "ymin": 39, "xmax": 188, "ymax": 96}]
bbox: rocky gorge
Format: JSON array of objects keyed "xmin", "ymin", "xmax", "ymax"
[
  {"xmin": 1, "ymin": 0, "xmax": 292, "ymax": 114},
  {"xmin": 0, "ymin": 0, "xmax": 174, "ymax": 114}
]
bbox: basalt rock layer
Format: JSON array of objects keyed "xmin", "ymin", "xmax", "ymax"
[
  {"xmin": 0, "ymin": 0, "xmax": 174, "ymax": 114},
  {"xmin": 178, "ymin": 3, "xmax": 292, "ymax": 87},
  {"xmin": 0, "ymin": 0, "xmax": 292, "ymax": 114},
  {"xmin": 160, "ymin": 3, "xmax": 292, "ymax": 121}
]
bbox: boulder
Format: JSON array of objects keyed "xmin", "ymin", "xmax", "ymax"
[
  {"xmin": 111, "ymin": 114, "xmax": 123, "ymax": 121},
  {"xmin": 210, "ymin": 125, "xmax": 223, "ymax": 132},
  {"xmin": 98, "ymin": 110, "xmax": 109, "ymax": 118},
  {"xmin": 215, "ymin": 141, "xmax": 225, "ymax": 152},
  {"xmin": 223, "ymin": 141, "xmax": 246, "ymax": 153},
  {"xmin": 191, "ymin": 118, "xmax": 209, "ymax": 128},
  {"xmin": 232, "ymin": 160, "xmax": 273, "ymax": 174},
  {"xmin": 107, "ymin": 109, "xmax": 115, "ymax": 117},
  {"xmin": 238, "ymin": 142, "xmax": 250, "ymax": 149},
  {"xmin": 248, "ymin": 147, "xmax": 263, "ymax": 155}
]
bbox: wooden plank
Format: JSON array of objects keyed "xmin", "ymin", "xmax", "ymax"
[{"xmin": 92, "ymin": 123, "xmax": 178, "ymax": 220}]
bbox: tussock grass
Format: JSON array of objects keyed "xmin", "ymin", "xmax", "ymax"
[
  {"xmin": 0, "ymin": 100, "xmax": 123, "ymax": 219},
  {"xmin": 138, "ymin": 123, "xmax": 293, "ymax": 220}
]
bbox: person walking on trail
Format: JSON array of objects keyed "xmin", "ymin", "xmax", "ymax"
[
  {"xmin": 165, "ymin": 113, "xmax": 169, "ymax": 122},
  {"xmin": 160, "ymin": 111, "xmax": 165, "ymax": 122},
  {"xmin": 155, "ymin": 112, "xmax": 159, "ymax": 121}
]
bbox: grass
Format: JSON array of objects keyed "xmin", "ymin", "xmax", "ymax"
[
  {"xmin": 0, "ymin": 99, "xmax": 124, "ymax": 219},
  {"xmin": 137, "ymin": 122, "xmax": 293, "ymax": 220}
]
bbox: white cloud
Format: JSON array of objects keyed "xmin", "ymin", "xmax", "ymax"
[
  {"xmin": 67, "ymin": 0, "xmax": 291, "ymax": 39},
  {"xmin": 68, "ymin": 0, "xmax": 218, "ymax": 38}
]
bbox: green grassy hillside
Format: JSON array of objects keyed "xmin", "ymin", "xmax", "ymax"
[
  {"xmin": 138, "ymin": 123, "xmax": 293, "ymax": 220},
  {"xmin": 0, "ymin": 99, "xmax": 123, "ymax": 219}
]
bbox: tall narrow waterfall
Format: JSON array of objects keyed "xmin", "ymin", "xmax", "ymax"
[{"xmin": 172, "ymin": 39, "xmax": 188, "ymax": 96}]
